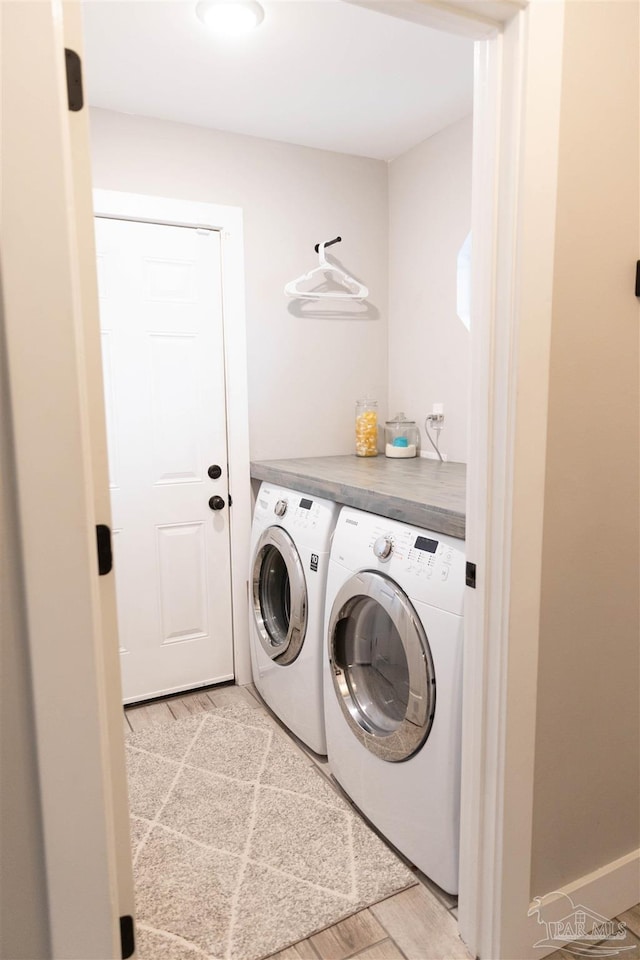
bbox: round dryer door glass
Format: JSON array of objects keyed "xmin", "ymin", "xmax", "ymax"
[
  {"xmin": 328, "ymin": 571, "xmax": 435, "ymax": 762},
  {"xmin": 252, "ymin": 526, "xmax": 307, "ymax": 665}
]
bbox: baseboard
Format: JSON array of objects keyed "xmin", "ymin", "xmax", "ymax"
[
  {"xmin": 526, "ymin": 849, "xmax": 640, "ymax": 958},
  {"xmin": 420, "ymin": 450, "xmax": 449, "ymax": 462}
]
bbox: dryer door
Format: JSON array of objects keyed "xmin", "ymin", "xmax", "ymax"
[
  {"xmin": 328, "ymin": 571, "xmax": 435, "ymax": 762},
  {"xmin": 252, "ymin": 526, "xmax": 308, "ymax": 665}
]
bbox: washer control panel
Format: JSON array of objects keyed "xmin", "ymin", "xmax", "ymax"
[
  {"xmin": 367, "ymin": 520, "xmax": 456, "ymax": 578},
  {"xmin": 331, "ymin": 507, "xmax": 465, "ymax": 614}
]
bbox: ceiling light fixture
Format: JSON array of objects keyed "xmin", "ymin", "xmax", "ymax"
[{"xmin": 196, "ymin": 0, "xmax": 265, "ymax": 36}]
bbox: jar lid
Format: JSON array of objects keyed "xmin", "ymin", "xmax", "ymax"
[{"xmin": 385, "ymin": 412, "xmax": 415, "ymax": 426}]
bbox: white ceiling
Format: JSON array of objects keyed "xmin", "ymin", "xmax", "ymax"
[{"xmin": 82, "ymin": 0, "xmax": 474, "ymax": 161}]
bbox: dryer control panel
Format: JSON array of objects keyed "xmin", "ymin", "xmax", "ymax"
[
  {"xmin": 291, "ymin": 496, "xmax": 320, "ymax": 529},
  {"xmin": 253, "ymin": 483, "xmax": 340, "ymax": 544}
]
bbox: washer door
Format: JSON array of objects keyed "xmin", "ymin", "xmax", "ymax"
[
  {"xmin": 328, "ymin": 571, "xmax": 435, "ymax": 762},
  {"xmin": 252, "ymin": 526, "xmax": 307, "ymax": 665}
]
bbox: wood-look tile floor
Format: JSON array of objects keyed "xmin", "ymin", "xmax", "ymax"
[{"xmin": 125, "ymin": 683, "xmax": 640, "ymax": 960}]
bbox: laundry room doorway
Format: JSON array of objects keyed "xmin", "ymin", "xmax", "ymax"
[
  {"xmin": 94, "ymin": 190, "xmax": 252, "ymax": 703},
  {"xmin": 12, "ymin": 0, "xmax": 626, "ymax": 956}
]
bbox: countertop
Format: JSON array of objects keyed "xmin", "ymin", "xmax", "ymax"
[{"xmin": 250, "ymin": 455, "xmax": 466, "ymax": 540}]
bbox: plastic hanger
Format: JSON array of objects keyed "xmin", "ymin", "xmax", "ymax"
[{"xmin": 284, "ymin": 237, "xmax": 369, "ymax": 301}]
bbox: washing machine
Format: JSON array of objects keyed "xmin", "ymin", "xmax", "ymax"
[
  {"xmin": 250, "ymin": 482, "xmax": 340, "ymax": 754},
  {"xmin": 323, "ymin": 506, "xmax": 465, "ymax": 894}
]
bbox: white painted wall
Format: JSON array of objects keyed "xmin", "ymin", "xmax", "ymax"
[
  {"xmin": 387, "ymin": 116, "xmax": 472, "ymax": 463},
  {"xmin": 88, "ymin": 108, "xmax": 389, "ymax": 461}
]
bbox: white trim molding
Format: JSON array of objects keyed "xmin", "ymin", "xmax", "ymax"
[
  {"xmin": 2, "ymin": 6, "xmax": 123, "ymax": 955},
  {"xmin": 460, "ymin": 2, "xmax": 567, "ymax": 957},
  {"xmin": 63, "ymin": 1, "xmax": 138, "ymax": 934},
  {"xmin": 343, "ymin": 0, "xmax": 527, "ymax": 37},
  {"xmin": 526, "ymin": 850, "xmax": 640, "ymax": 959},
  {"xmin": 92, "ymin": 190, "xmax": 252, "ymax": 684}
]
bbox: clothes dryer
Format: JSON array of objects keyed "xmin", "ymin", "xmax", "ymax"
[
  {"xmin": 323, "ymin": 506, "xmax": 465, "ymax": 893},
  {"xmin": 250, "ymin": 482, "xmax": 340, "ymax": 754}
]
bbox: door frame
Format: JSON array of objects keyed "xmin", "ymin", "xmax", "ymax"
[
  {"xmin": 1, "ymin": 4, "xmax": 126, "ymax": 955},
  {"xmin": 459, "ymin": 5, "xmax": 566, "ymax": 957},
  {"xmin": 93, "ymin": 189, "xmax": 253, "ymax": 686},
  {"xmin": 7, "ymin": 2, "xmax": 619, "ymax": 959}
]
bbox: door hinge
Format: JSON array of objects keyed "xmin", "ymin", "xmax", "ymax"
[
  {"xmin": 465, "ymin": 561, "xmax": 477, "ymax": 589},
  {"xmin": 120, "ymin": 915, "xmax": 135, "ymax": 959},
  {"xmin": 228, "ymin": 493, "xmax": 233, "ymax": 507},
  {"xmin": 96, "ymin": 524, "xmax": 112, "ymax": 576},
  {"xmin": 64, "ymin": 48, "xmax": 84, "ymax": 111}
]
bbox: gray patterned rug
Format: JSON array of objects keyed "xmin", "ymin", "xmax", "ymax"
[{"xmin": 126, "ymin": 698, "xmax": 416, "ymax": 960}]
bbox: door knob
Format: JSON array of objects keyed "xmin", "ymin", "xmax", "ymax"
[
  {"xmin": 209, "ymin": 495, "xmax": 225, "ymax": 511},
  {"xmin": 208, "ymin": 464, "xmax": 222, "ymax": 480}
]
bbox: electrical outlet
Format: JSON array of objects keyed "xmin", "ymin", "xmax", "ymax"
[
  {"xmin": 423, "ymin": 404, "xmax": 446, "ymax": 461},
  {"xmin": 426, "ymin": 403, "xmax": 444, "ymax": 426}
]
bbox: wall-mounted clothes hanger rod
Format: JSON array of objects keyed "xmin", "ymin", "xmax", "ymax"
[
  {"xmin": 314, "ymin": 236, "xmax": 341, "ymax": 253},
  {"xmin": 285, "ymin": 235, "xmax": 368, "ymax": 300}
]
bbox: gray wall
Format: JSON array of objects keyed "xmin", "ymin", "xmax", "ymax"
[
  {"xmin": 388, "ymin": 116, "xmax": 472, "ymax": 463},
  {"xmin": 530, "ymin": 0, "xmax": 640, "ymax": 895},
  {"xmin": 89, "ymin": 108, "xmax": 389, "ymax": 461}
]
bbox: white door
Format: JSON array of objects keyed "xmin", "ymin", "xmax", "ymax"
[{"xmin": 95, "ymin": 216, "xmax": 234, "ymax": 702}]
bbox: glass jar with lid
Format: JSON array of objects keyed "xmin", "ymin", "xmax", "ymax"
[
  {"xmin": 384, "ymin": 413, "xmax": 419, "ymax": 458},
  {"xmin": 355, "ymin": 399, "xmax": 378, "ymax": 457}
]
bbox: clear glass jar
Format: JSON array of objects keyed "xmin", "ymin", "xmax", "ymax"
[
  {"xmin": 384, "ymin": 413, "xmax": 419, "ymax": 458},
  {"xmin": 355, "ymin": 399, "xmax": 378, "ymax": 457}
]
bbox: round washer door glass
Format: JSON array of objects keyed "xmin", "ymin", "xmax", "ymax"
[
  {"xmin": 328, "ymin": 571, "xmax": 435, "ymax": 761},
  {"xmin": 252, "ymin": 526, "xmax": 307, "ymax": 665}
]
